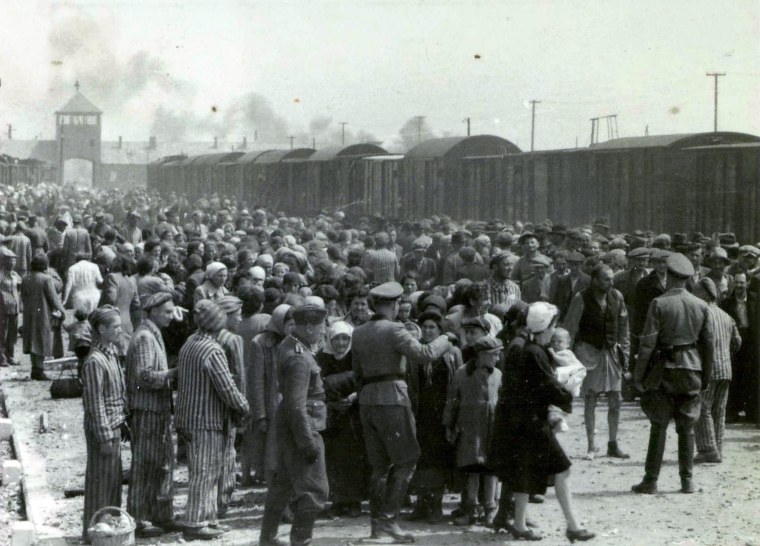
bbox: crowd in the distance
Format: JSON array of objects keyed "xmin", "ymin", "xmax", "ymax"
[{"xmin": 0, "ymin": 181, "xmax": 756, "ymax": 543}]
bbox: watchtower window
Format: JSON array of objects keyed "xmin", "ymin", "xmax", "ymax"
[{"xmin": 58, "ymin": 114, "xmax": 98, "ymax": 125}]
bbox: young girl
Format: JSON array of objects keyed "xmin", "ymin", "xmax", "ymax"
[
  {"xmin": 444, "ymin": 336, "xmax": 503, "ymax": 526},
  {"xmin": 546, "ymin": 328, "xmax": 587, "ymax": 432}
]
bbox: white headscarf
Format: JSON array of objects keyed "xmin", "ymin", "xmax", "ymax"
[
  {"xmin": 323, "ymin": 321, "xmax": 354, "ymax": 360},
  {"xmin": 526, "ymin": 302, "xmax": 559, "ymax": 334}
]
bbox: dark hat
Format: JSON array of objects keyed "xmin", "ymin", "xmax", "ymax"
[
  {"xmin": 420, "ymin": 294, "xmax": 447, "ymax": 313},
  {"xmin": 292, "ymin": 304, "xmax": 328, "ymax": 325},
  {"xmin": 459, "ymin": 246, "xmax": 477, "ymax": 263},
  {"xmin": 518, "ymin": 232, "xmax": 537, "ymax": 245},
  {"xmin": 609, "ymin": 238, "xmax": 628, "ymax": 250},
  {"xmin": 462, "ymin": 316, "xmax": 490, "ymax": 332},
  {"xmin": 142, "ymin": 291, "xmax": 173, "ymax": 312},
  {"xmin": 451, "ymin": 230, "xmax": 469, "ymax": 244},
  {"xmin": 495, "ymin": 231, "xmax": 513, "ymax": 246},
  {"xmin": 666, "ymin": 253, "xmax": 695, "ymax": 278},
  {"xmin": 673, "ymin": 233, "xmax": 688, "ymax": 246},
  {"xmin": 94, "ymin": 212, "xmax": 105, "ymax": 221},
  {"xmin": 551, "ymin": 224, "xmax": 567, "ymax": 235},
  {"xmin": 719, "ymin": 232, "xmax": 739, "ymax": 248},
  {"xmin": 650, "ymin": 249, "xmax": 672, "ymax": 261},
  {"xmin": 567, "ymin": 251, "xmax": 585, "ymax": 263},
  {"xmin": 471, "ymin": 336, "xmax": 503, "ymax": 353},
  {"xmin": 370, "ymin": 282, "xmax": 404, "ymax": 302},
  {"xmin": 489, "ymin": 251, "xmax": 512, "ymax": 268},
  {"xmin": 628, "ymin": 247, "xmax": 650, "ymax": 259},
  {"xmin": 530, "ymin": 255, "xmax": 552, "ymax": 267},
  {"xmin": 417, "ymin": 309, "xmax": 444, "ymax": 325},
  {"xmin": 707, "ymin": 247, "xmax": 731, "ymax": 265}
]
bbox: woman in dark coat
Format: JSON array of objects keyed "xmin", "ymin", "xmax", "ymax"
[
  {"xmin": 408, "ymin": 310, "xmax": 461, "ymax": 523},
  {"xmin": 317, "ymin": 320, "xmax": 366, "ymax": 517},
  {"xmin": 499, "ymin": 302, "xmax": 594, "ymax": 543}
]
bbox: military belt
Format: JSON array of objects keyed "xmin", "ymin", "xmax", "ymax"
[{"xmin": 361, "ymin": 373, "xmax": 405, "ymax": 386}]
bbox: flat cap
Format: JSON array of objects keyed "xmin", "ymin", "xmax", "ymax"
[
  {"xmin": 413, "ymin": 238, "xmax": 429, "ymax": 250},
  {"xmin": 489, "ymin": 251, "xmax": 512, "ymax": 268},
  {"xmin": 459, "ymin": 246, "xmax": 478, "ymax": 262},
  {"xmin": 217, "ymin": 295, "xmax": 243, "ymax": 313},
  {"xmin": 420, "ymin": 294, "xmax": 447, "ymax": 313},
  {"xmin": 567, "ymin": 251, "xmax": 585, "ymax": 263},
  {"xmin": 518, "ymin": 232, "xmax": 538, "ymax": 245},
  {"xmin": 628, "ymin": 247, "xmax": 651, "ymax": 259},
  {"xmin": 650, "ymin": 249, "xmax": 672, "ymax": 261},
  {"xmin": 142, "ymin": 291, "xmax": 173, "ymax": 312},
  {"xmin": 370, "ymin": 281, "xmax": 404, "ymax": 302},
  {"xmin": 495, "ymin": 231, "xmax": 513, "ymax": 245},
  {"xmin": 292, "ymin": 304, "xmax": 328, "ymax": 325},
  {"xmin": 530, "ymin": 255, "xmax": 552, "ymax": 267},
  {"xmin": 666, "ymin": 252, "xmax": 695, "ymax": 278},
  {"xmin": 609, "ymin": 238, "xmax": 628, "ymax": 250},
  {"xmin": 472, "ymin": 336, "xmax": 503, "ymax": 353},
  {"xmin": 739, "ymin": 245, "xmax": 760, "ymax": 258},
  {"xmin": 708, "ymin": 247, "xmax": 731, "ymax": 264}
]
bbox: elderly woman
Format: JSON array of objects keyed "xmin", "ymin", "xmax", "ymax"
[
  {"xmin": 81, "ymin": 306, "xmax": 128, "ymax": 541},
  {"xmin": 22, "ymin": 254, "xmax": 67, "ymax": 380},
  {"xmin": 317, "ymin": 321, "xmax": 366, "ymax": 517},
  {"xmin": 194, "ymin": 261, "xmax": 229, "ymax": 306},
  {"xmin": 408, "ymin": 310, "xmax": 461, "ymax": 523},
  {"xmin": 500, "ymin": 302, "xmax": 594, "ymax": 542},
  {"xmin": 249, "ymin": 304, "xmax": 294, "ymax": 485}
]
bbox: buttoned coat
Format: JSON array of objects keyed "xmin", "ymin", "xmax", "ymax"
[{"xmin": 21, "ymin": 271, "xmax": 66, "ymax": 356}]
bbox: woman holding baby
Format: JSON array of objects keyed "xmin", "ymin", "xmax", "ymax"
[{"xmin": 496, "ymin": 301, "xmax": 594, "ymax": 543}]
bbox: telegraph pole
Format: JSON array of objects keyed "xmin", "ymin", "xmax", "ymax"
[
  {"xmin": 339, "ymin": 122, "xmax": 348, "ymax": 145},
  {"xmin": 414, "ymin": 116, "xmax": 425, "ymax": 144},
  {"xmin": 529, "ymin": 100, "xmax": 541, "ymax": 151},
  {"xmin": 288, "ymin": 136, "xmax": 295, "ymax": 149},
  {"xmin": 706, "ymin": 72, "xmax": 726, "ymax": 132},
  {"xmin": 464, "ymin": 117, "xmax": 471, "ymax": 136}
]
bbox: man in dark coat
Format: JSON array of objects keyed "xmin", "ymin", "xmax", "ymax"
[
  {"xmin": 633, "ymin": 253, "xmax": 714, "ymax": 494},
  {"xmin": 352, "ymin": 282, "xmax": 451, "ymax": 543},
  {"xmin": 631, "ymin": 249, "xmax": 671, "ymax": 347},
  {"xmin": 553, "ymin": 251, "xmax": 590, "ymax": 321},
  {"xmin": 722, "ymin": 272, "xmax": 757, "ymax": 423}
]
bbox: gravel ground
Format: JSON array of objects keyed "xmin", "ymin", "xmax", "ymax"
[
  {"xmin": 3, "ymin": 352, "xmax": 760, "ymax": 546},
  {"xmin": 0, "ymin": 385, "xmax": 26, "ymax": 546}
]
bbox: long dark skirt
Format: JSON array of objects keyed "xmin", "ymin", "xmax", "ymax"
[{"xmin": 324, "ymin": 409, "xmax": 367, "ymax": 505}]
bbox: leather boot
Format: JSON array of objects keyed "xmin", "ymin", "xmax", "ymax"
[
  {"xmin": 678, "ymin": 431, "xmax": 695, "ymax": 493},
  {"xmin": 426, "ymin": 493, "xmax": 444, "ymax": 524},
  {"xmin": 643, "ymin": 423, "xmax": 667, "ymax": 484},
  {"xmin": 290, "ymin": 511, "xmax": 318, "ymax": 546},
  {"xmin": 380, "ymin": 465, "xmax": 415, "ymax": 523},
  {"xmin": 259, "ymin": 506, "xmax": 286, "ymax": 546},
  {"xmin": 492, "ymin": 490, "xmax": 514, "ymax": 531}
]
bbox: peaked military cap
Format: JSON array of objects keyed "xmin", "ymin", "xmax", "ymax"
[
  {"xmin": 370, "ymin": 282, "xmax": 404, "ymax": 302},
  {"xmin": 666, "ymin": 253, "xmax": 694, "ymax": 278},
  {"xmin": 292, "ymin": 304, "xmax": 328, "ymax": 325}
]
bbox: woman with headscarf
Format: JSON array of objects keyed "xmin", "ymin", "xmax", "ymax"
[
  {"xmin": 499, "ymin": 302, "xmax": 594, "ymax": 542},
  {"xmin": 21, "ymin": 253, "xmax": 67, "ymax": 380},
  {"xmin": 193, "ymin": 261, "xmax": 229, "ymax": 306},
  {"xmin": 408, "ymin": 310, "xmax": 461, "ymax": 524},
  {"xmin": 81, "ymin": 306, "xmax": 127, "ymax": 541},
  {"xmin": 249, "ymin": 304, "xmax": 294, "ymax": 485},
  {"xmin": 317, "ymin": 321, "xmax": 366, "ymax": 517}
]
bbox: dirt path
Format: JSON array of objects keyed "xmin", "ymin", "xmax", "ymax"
[{"xmin": 3, "ymin": 355, "xmax": 760, "ymax": 546}]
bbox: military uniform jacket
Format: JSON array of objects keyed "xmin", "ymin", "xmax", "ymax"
[
  {"xmin": 352, "ymin": 316, "xmax": 450, "ymax": 406},
  {"xmin": 277, "ymin": 334, "xmax": 326, "ymax": 450}
]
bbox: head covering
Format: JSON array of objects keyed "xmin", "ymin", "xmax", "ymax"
[
  {"xmin": 88, "ymin": 305, "xmax": 120, "ymax": 333},
  {"xmin": 628, "ymin": 247, "xmax": 650, "ymax": 259},
  {"xmin": 650, "ymin": 249, "xmax": 672, "ymax": 261},
  {"xmin": 526, "ymin": 302, "xmax": 559, "ymax": 334},
  {"xmin": 266, "ymin": 304, "xmax": 293, "ymax": 336},
  {"xmin": 707, "ymin": 247, "xmax": 731, "ymax": 265},
  {"xmin": 370, "ymin": 282, "xmax": 404, "ymax": 302},
  {"xmin": 292, "ymin": 304, "xmax": 328, "ymax": 325},
  {"xmin": 142, "ymin": 291, "xmax": 173, "ymax": 312},
  {"xmin": 217, "ymin": 295, "xmax": 243, "ymax": 314},
  {"xmin": 324, "ymin": 321, "xmax": 354, "ymax": 359},
  {"xmin": 205, "ymin": 261, "xmax": 227, "ymax": 280},
  {"xmin": 255, "ymin": 254, "xmax": 274, "ymax": 267},
  {"xmin": 695, "ymin": 277, "xmax": 718, "ymax": 302},
  {"xmin": 194, "ymin": 300, "xmax": 227, "ymax": 332},
  {"xmin": 303, "ymin": 295, "xmax": 325, "ymax": 307},
  {"xmin": 666, "ymin": 253, "xmax": 695, "ymax": 278},
  {"xmin": 250, "ymin": 265, "xmax": 266, "ymax": 281},
  {"xmin": 739, "ymin": 245, "xmax": 760, "ymax": 258},
  {"xmin": 472, "ymin": 336, "xmax": 503, "ymax": 353},
  {"xmin": 530, "ymin": 255, "xmax": 552, "ymax": 267},
  {"xmin": 420, "ymin": 294, "xmax": 447, "ymax": 313}
]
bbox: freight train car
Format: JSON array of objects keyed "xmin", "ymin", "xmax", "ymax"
[
  {"xmin": 352, "ymin": 155, "xmax": 405, "ymax": 218},
  {"xmin": 247, "ymin": 149, "xmax": 315, "ymax": 213}
]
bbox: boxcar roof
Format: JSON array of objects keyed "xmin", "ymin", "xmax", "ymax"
[
  {"xmin": 308, "ymin": 144, "xmax": 386, "ymax": 162},
  {"xmin": 249, "ymin": 148, "xmax": 316, "ymax": 165},
  {"xmin": 591, "ymin": 132, "xmax": 760, "ymax": 150},
  {"xmin": 405, "ymin": 135, "xmax": 520, "ymax": 160}
]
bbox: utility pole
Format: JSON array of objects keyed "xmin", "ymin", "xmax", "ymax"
[
  {"xmin": 529, "ymin": 100, "xmax": 541, "ymax": 151},
  {"xmin": 312, "ymin": 137, "xmax": 316, "ymax": 149},
  {"xmin": 464, "ymin": 117, "xmax": 471, "ymax": 136},
  {"xmin": 590, "ymin": 117, "xmax": 598, "ymax": 145},
  {"xmin": 339, "ymin": 122, "xmax": 348, "ymax": 146},
  {"xmin": 414, "ymin": 116, "xmax": 425, "ymax": 144},
  {"xmin": 706, "ymin": 72, "xmax": 726, "ymax": 132},
  {"xmin": 288, "ymin": 136, "xmax": 295, "ymax": 150}
]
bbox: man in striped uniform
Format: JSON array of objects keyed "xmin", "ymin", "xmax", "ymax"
[
  {"xmin": 126, "ymin": 291, "xmax": 179, "ymax": 538},
  {"xmin": 694, "ymin": 277, "xmax": 741, "ymax": 463},
  {"xmin": 176, "ymin": 299, "xmax": 249, "ymax": 541},
  {"xmin": 215, "ymin": 295, "xmax": 245, "ymax": 516}
]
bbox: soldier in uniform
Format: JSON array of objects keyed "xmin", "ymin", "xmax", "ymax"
[
  {"xmin": 632, "ymin": 253, "xmax": 714, "ymax": 494},
  {"xmin": 352, "ymin": 282, "xmax": 451, "ymax": 543},
  {"xmin": 259, "ymin": 304, "xmax": 329, "ymax": 546}
]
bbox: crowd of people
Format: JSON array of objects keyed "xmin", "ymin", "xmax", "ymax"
[{"xmin": 0, "ymin": 181, "xmax": 757, "ymax": 545}]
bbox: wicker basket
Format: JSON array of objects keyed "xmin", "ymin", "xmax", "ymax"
[{"xmin": 88, "ymin": 506, "xmax": 135, "ymax": 546}]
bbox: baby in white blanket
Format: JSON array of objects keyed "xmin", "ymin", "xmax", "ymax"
[{"xmin": 547, "ymin": 328, "xmax": 587, "ymax": 432}]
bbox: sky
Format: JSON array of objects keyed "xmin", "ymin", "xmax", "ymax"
[{"xmin": 1, "ymin": 0, "xmax": 758, "ymax": 152}]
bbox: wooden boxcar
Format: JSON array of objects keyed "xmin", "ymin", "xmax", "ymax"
[
  {"xmin": 246, "ymin": 149, "xmax": 315, "ymax": 213},
  {"xmin": 353, "ymin": 155, "xmax": 405, "ymax": 218}
]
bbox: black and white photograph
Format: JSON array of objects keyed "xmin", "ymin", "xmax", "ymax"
[{"xmin": 0, "ymin": 1, "xmax": 759, "ymax": 545}]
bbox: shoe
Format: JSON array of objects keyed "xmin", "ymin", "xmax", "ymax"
[
  {"xmin": 259, "ymin": 536, "xmax": 288, "ymax": 546},
  {"xmin": 681, "ymin": 479, "xmax": 695, "ymax": 494},
  {"xmin": 631, "ymin": 481, "xmax": 657, "ymax": 494},
  {"xmin": 183, "ymin": 526, "xmax": 226, "ymax": 541},
  {"xmin": 0, "ymin": 361, "xmax": 8, "ymax": 368},
  {"xmin": 607, "ymin": 441, "xmax": 630, "ymax": 459},
  {"xmin": 155, "ymin": 520, "xmax": 185, "ymax": 533},
  {"xmin": 136, "ymin": 524, "xmax": 165, "ymax": 538},
  {"xmin": 483, "ymin": 506, "xmax": 497, "ymax": 527},
  {"xmin": 31, "ymin": 372, "xmax": 50, "ymax": 381},
  {"xmin": 209, "ymin": 522, "xmax": 231, "ymax": 531},
  {"xmin": 454, "ymin": 507, "xmax": 477, "ymax": 526},
  {"xmin": 505, "ymin": 523, "xmax": 543, "ymax": 541},
  {"xmin": 375, "ymin": 520, "xmax": 415, "ymax": 543},
  {"xmin": 694, "ymin": 451, "xmax": 721, "ymax": 464},
  {"xmin": 528, "ymin": 494, "xmax": 544, "ymax": 504},
  {"xmin": 566, "ymin": 528, "xmax": 596, "ymax": 543}
]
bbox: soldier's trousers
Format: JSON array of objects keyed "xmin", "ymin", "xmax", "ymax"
[
  {"xmin": 360, "ymin": 405, "xmax": 420, "ymax": 523},
  {"xmin": 83, "ymin": 423, "xmax": 122, "ymax": 539},
  {"xmin": 185, "ymin": 429, "xmax": 225, "ymax": 528},
  {"xmin": 127, "ymin": 410, "xmax": 175, "ymax": 527},
  {"xmin": 640, "ymin": 368, "xmax": 701, "ymax": 483},
  {"xmin": 217, "ymin": 427, "xmax": 236, "ymax": 509}
]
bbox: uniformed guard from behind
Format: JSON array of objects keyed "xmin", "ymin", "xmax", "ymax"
[
  {"xmin": 259, "ymin": 304, "xmax": 329, "ymax": 546},
  {"xmin": 632, "ymin": 253, "xmax": 715, "ymax": 495},
  {"xmin": 352, "ymin": 282, "xmax": 452, "ymax": 543}
]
